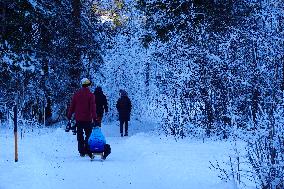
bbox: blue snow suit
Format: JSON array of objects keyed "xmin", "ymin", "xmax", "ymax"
[{"xmin": 88, "ymin": 127, "xmax": 106, "ymax": 153}]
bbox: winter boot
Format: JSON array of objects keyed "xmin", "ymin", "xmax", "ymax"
[{"xmin": 88, "ymin": 153, "xmax": 94, "ymax": 160}]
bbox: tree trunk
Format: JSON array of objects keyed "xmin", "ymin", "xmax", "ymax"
[
  {"xmin": 281, "ymin": 57, "xmax": 284, "ymax": 91},
  {"xmin": 69, "ymin": 0, "xmax": 82, "ymax": 93},
  {"xmin": 200, "ymin": 60, "xmax": 214, "ymax": 136},
  {"xmin": 201, "ymin": 88, "xmax": 214, "ymax": 136},
  {"xmin": 251, "ymin": 40, "xmax": 259, "ymax": 127},
  {"xmin": 252, "ymin": 88, "xmax": 259, "ymax": 125},
  {"xmin": 0, "ymin": 2, "xmax": 5, "ymax": 42},
  {"xmin": 41, "ymin": 19, "xmax": 52, "ymax": 123},
  {"xmin": 145, "ymin": 60, "xmax": 150, "ymax": 95}
]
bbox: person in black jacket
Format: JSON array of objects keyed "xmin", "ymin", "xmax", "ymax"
[
  {"xmin": 116, "ymin": 90, "xmax": 132, "ymax": 137},
  {"xmin": 94, "ymin": 86, "xmax": 108, "ymax": 127}
]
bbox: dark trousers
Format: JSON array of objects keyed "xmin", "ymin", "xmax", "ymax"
[
  {"xmin": 120, "ymin": 120, "xmax": 128, "ymax": 134},
  {"xmin": 96, "ymin": 113, "xmax": 103, "ymax": 127},
  {"xmin": 76, "ymin": 121, "xmax": 92, "ymax": 155},
  {"xmin": 103, "ymin": 144, "xmax": 111, "ymax": 159}
]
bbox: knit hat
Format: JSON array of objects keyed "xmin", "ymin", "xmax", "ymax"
[
  {"xmin": 81, "ymin": 78, "xmax": 91, "ymax": 86},
  {"xmin": 119, "ymin": 89, "xmax": 128, "ymax": 96}
]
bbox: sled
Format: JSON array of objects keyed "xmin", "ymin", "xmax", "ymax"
[
  {"xmin": 89, "ymin": 144, "xmax": 111, "ymax": 161},
  {"xmin": 90, "ymin": 152, "xmax": 105, "ymax": 161},
  {"xmin": 88, "ymin": 127, "xmax": 111, "ymax": 161}
]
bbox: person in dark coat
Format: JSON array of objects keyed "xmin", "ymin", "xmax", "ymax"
[
  {"xmin": 116, "ymin": 90, "xmax": 132, "ymax": 137},
  {"xmin": 67, "ymin": 78, "xmax": 97, "ymax": 158},
  {"xmin": 93, "ymin": 86, "xmax": 108, "ymax": 127}
]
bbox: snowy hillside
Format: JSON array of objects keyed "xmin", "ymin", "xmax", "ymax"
[{"xmin": 1, "ymin": 121, "xmax": 255, "ymax": 189}]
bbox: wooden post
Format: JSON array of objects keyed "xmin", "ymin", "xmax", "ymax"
[{"xmin": 14, "ymin": 105, "xmax": 18, "ymax": 162}]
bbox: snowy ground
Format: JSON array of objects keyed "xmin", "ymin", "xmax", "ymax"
[{"xmin": 0, "ymin": 120, "xmax": 255, "ymax": 189}]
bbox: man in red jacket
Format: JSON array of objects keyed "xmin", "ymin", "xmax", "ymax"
[{"xmin": 67, "ymin": 78, "xmax": 97, "ymax": 158}]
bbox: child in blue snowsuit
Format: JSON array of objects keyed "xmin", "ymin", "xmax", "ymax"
[{"xmin": 88, "ymin": 126, "xmax": 111, "ymax": 159}]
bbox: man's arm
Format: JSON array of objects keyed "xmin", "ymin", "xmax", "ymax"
[
  {"xmin": 128, "ymin": 98, "xmax": 132, "ymax": 113},
  {"xmin": 116, "ymin": 99, "xmax": 120, "ymax": 112},
  {"xmin": 104, "ymin": 95, "xmax": 108, "ymax": 113},
  {"xmin": 90, "ymin": 94, "xmax": 97, "ymax": 121}
]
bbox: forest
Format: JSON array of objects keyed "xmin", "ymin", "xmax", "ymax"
[{"xmin": 1, "ymin": 0, "xmax": 284, "ymax": 188}]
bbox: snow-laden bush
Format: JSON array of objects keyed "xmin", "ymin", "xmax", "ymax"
[
  {"xmin": 209, "ymin": 124, "xmax": 255, "ymax": 189},
  {"xmin": 246, "ymin": 107, "xmax": 284, "ymax": 189},
  {"xmin": 211, "ymin": 106, "xmax": 284, "ymax": 189}
]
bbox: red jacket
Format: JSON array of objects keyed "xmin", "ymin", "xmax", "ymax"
[{"xmin": 67, "ymin": 87, "xmax": 97, "ymax": 122}]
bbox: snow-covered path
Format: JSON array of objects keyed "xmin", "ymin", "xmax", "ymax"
[{"xmin": 1, "ymin": 121, "xmax": 246, "ymax": 189}]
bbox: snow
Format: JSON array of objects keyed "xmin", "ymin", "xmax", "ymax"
[{"xmin": 0, "ymin": 121, "xmax": 253, "ymax": 189}]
